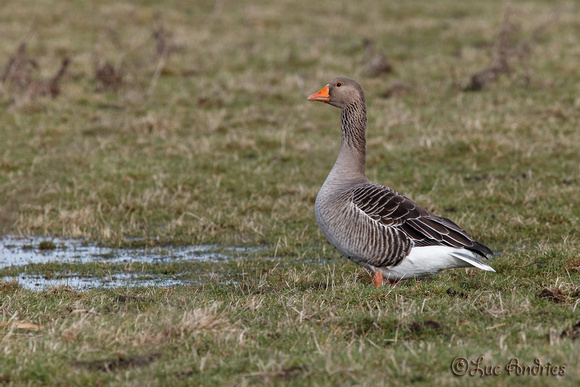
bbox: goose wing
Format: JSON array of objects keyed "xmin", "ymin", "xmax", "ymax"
[{"xmin": 351, "ymin": 183, "xmax": 492, "ymax": 257}]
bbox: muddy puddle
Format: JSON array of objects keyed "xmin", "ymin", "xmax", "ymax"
[
  {"xmin": 0, "ymin": 236, "xmax": 260, "ymax": 291},
  {"xmin": 4, "ymin": 272, "xmax": 187, "ymax": 291}
]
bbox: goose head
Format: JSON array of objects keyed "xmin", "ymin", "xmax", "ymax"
[{"xmin": 308, "ymin": 77, "xmax": 365, "ymax": 109}]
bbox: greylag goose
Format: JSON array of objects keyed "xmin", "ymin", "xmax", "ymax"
[{"xmin": 308, "ymin": 78, "xmax": 494, "ymax": 286}]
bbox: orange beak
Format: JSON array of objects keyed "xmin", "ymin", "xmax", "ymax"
[{"xmin": 308, "ymin": 85, "xmax": 330, "ymax": 102}]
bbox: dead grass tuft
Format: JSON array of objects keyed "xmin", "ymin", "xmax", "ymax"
[
  {"xmin": 27, "ymin": 57, "xmax": 70, "ymax": 99},
  {"xmin": 567, "ymin": 256, "xmax": 580, "ymax": 273},
  {"xmin": 169, "ymin": 306, "xmax": 227, "ymax": 335},
  {"xmin": 0, "ymin": 280, "xmax": 21, "ymax": 293},
  {"xmin": 61, "ymin": 326, "xmax": 80, "ymax": 343},
  {"xmin": 456, "ymin": 8, "xmax": 554, "ymax": 91},
  {"xmin": 362, "ymin": 39, "xmax": 393, "ymax": 77},
  {"xmin": 0, "ymin": 42, "xmax": 70, "ymax": 104},
  {"xmin": 151, "ymin": 20, "xmax": 181, "ymax": 62},
  {"xmin": 95, "ymin": 60, "xmax": 123, "ymax": 92},
  {"xmin": 0, "ymin": 43, "xmax": 38, "ymax": 89}
]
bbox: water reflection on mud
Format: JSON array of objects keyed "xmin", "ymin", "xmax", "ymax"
[{"xmin": 0, "ymin": 236, "xmax": 259, "ymax": 291}]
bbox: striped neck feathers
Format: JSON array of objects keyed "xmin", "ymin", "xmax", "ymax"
[
  {"xmin": 333, "ymin": 101, "xmax": 367, "ymax": 179},
  {"xmin": 340, "ymin": 101, "xmax": 367, "ymax": 159}
]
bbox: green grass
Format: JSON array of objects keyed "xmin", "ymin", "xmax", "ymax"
[{"xmin": 0, "ymin": 0, "xmax": 579, "ymax": 385}]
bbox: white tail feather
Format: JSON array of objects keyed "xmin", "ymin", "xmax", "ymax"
[
  {"xmin": 382, "ymin": 246, "xmax": 495, "ymax": 280},
  {"xmin": 450, "ymin": 251, "xmax": 495, "ymax": 272}
]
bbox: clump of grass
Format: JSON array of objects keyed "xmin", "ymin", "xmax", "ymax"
[
  {"xmin": 25, "ymin": 57, "xmax": 70, "ymax": 99},
  {"xmin": 0, "ymin": 43, "xmax": 38, "ymax": 89},
  {"xmin": 362, "ymin": 38, "xmax": 393, "ymax": 77},
  {"xmin": 0, "ymin": 279, "xmax": 21, "ymax": 293},
  {"xmin": 455, "ymin": 8, "xmax": 555, "ymax": 91},
  {"xmin": 95, "ymin": 60, "xmax": 123, "ymax": 92},
  {"xmin": 38, "ymin": 240, "xmax": 57, "ymax": 250},
  {"xmin": 0, "ymin": 42, "xmax": 69, "ymax": 105},
  {"xmin": 537, "ymin": 286, "xmax": 580, "ymax": 304}
]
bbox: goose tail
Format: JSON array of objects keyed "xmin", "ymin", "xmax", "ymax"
[{"xmin": 450, "ymin": 251, "xmax": 495, "ymax": 272}]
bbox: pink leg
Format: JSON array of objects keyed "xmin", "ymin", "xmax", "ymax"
[{"xmin": 373, "ymin": 272, "xmax": 383, "ymax": 287}]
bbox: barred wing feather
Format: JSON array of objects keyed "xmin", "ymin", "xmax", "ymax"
[{"xmin": 351, "ymin": 183, "xmax": 492, "ymax": 260}]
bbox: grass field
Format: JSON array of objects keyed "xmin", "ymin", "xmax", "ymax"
[{"xmin": 0, "ymin": 0, "xmax": 579, "ymax": 385}]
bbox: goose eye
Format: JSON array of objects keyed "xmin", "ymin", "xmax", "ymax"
[{"xmin": 336, "ymin": 82, "xmax": 342, "ymax": 87}]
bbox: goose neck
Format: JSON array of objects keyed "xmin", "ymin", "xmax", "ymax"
[{"xmin": 331, "ymin": 103, "xmax": 367, "ymax": 180}]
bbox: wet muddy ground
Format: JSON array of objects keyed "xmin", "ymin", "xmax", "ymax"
[{"xmin": 0, "ymin": 236, "xmax": 260, "ymax": 290}]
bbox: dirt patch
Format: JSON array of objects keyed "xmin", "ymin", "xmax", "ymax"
[
  {"xmin": 561, "ymin": 321, "xmax": 580, "ymax": 340},
  {"xmin": 176, "ymin": 370, "xmax": 197, "ymax": 379},
  {"xmin": 446, "ymin": 288, "xmax": 468, "ymax": 299},
  {"xmin": 537, "ymin": 287, "xmax": 566, "ymax": 303},
  {"xmin": 74, "ymin": 353, "xmax": 160, "ymax": 372},
  {"xmin": 537, "ymin": 287, "xmax": 579, "ymax": 303},
  {"xmin": 409, "ymin": 320, "xmax": 441, "ymax": 333}
]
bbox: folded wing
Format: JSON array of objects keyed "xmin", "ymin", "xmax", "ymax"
[{"xmin": 351, "ymin": 183, "xmax": 493, "ymax": 265}]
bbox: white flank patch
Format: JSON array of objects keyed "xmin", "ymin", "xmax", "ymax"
[{"xmin": 383, "ymin": 246, "xmax": 495, "ymax": 280}]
